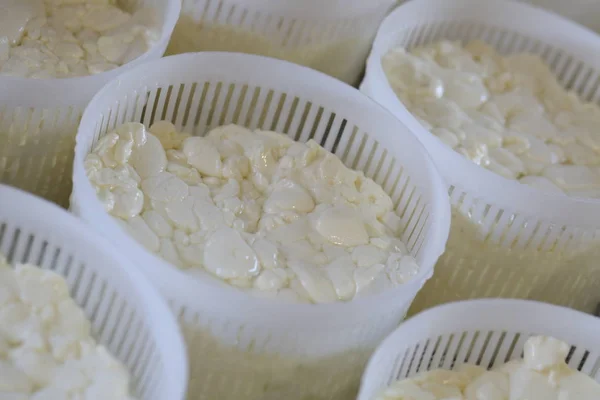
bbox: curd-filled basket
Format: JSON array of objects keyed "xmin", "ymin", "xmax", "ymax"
[
  {"xmin": 70, "ymin": 52, "xmax": 450, "ymax": 400},
  {"xmin": 361, "ymin": 0, "xmax": 600, "ymax": 315},
  {"xmin": 357, "ymin": 299, "xmax": 600, "ymax": 400},
  {"xmin": 166, "ymin": 0, "xmax": 398, "ymax": 85},
  {"xmin": 0, "ymin": 184, "xmax": 188, "ymax": 399},
  {"xmin": 0, "ymin": 0, "xmax": 180, "ymax": 208}
]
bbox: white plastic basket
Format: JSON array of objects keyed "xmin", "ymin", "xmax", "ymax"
[
  {"xmin": 0, "ymin": 184, "xmax": 188, "ymax": 400},
  {"xmin": 518, "ymin": 0, "xmax": 600, "ymax": 33},
  {"xmin": 358, "ymin": 299, "xmax": 600, "ymax": 400},
  {"xmin": 166, "ymin": 0, "xmax": 399, "ymax": 85},
  {"xmin": 70, "ymin": 52, "xmax": 450, "ymax": 400},
  {"xmin": 0, "ymin": 0, "xmax": 180, "ymax": 208},
  {"xmin": 361, "ymin": 0, "xmax": 600, "ymax": 315}
]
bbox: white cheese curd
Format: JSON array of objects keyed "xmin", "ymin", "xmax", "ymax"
[
  {"xmin": 85, "ymin": 121, "xmax": 419, "ymax": 304},
  {"xmin": 0, "ymin": 253, "xmax": 135, "ymax": 400},
  {"xmin": 383, "ymin": 40, "xmax": 600, "ymax": 198},
  {"xmin": 0, "ymin": 0, "xmax": 160, "ymax": 78},
  {"xmin": 374, "ymin": 335, "xmax": 600, "ymax": 400}
]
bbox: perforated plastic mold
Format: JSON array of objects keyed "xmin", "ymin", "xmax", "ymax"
[
  {"xmin": 358, "ymin": 299, "xmax": 600, "ymax": 400},
  {"xmin": 71, "ymin": 52, "xmax": 450, "ymax": 400},
  {"xmin": 0, "ymin": 184, "xmax": 188, "ymax": 400},
  {"xmin": 361, "ymin": 0, "xmax": 600, "ymax": 314},
  {"xmin": 520, "ymin": 0, "xmax": 600, "ymax": 33},
  {"xmin": 0, "ymin": 0, "xmax": 180, "ymax": 207},
  {"xmin": 167, "ymin": 0, "xmax": 399, "ymax": 85}
]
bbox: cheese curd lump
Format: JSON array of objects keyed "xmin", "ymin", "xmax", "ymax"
[
  {"xmin": 375, "ymin": 335, "xmax": 600, "ymax": 400},
  {"xmin": 85, "ymin": 121, "xmax": 419, "ymax": 304},
  {"xmin": 383, "ymin": 40, "xmax": 600, "ymax": 198},
  {"xmin": 0, "ymin": 0, "xmax": 160, "ymax": 78},
  {"xmin": 0, "ymin": 254, "xmax": 135, "ymax": 399}
]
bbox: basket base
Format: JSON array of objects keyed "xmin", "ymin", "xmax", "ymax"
[
  {"xmin": 410, "ymin": 210, "xmax": 600, "ymax": 315},
  {"xmin": 181, "ymin": 323, "xmax": 371, "ymax": 400},
  {"xmin": 166, "ymin": 16, "xmax": 370, "ymax": 86}
]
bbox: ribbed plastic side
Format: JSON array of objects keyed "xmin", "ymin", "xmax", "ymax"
[
  {"xmin": 167, "ymin": 0, "xmax": 398, "ymax": 85},
  {"xmin": 520, "ymin": 0, "xmax": 600, "ymax": 33}
]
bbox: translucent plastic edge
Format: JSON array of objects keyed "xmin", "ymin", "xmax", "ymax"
[
  {"xmin": 72, "ymin": 52, "xmax": 451, "ymax": 328},
  {"xmin": 378, "ymin": 0, "xmax": 600, "ymax": 54},
  {"xmin": 364, "ymin": 0, "xmax": 600, "ymax": 227},
  {"xmin": 0, "ymin": 184, "xmax": 189, "ymax": 399},
  {"xmin": 0, "ymin": 0, "xmax": 181, "ymax": 108},
  {"xmin": 181, "ymin": 0, "xmax": 398, "ymax": 19},
  {"xmin": 358, "ymin": 298, "xmax": 600, "ymax": 400}
]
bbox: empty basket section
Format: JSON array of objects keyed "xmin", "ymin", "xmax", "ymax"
[{"xmin": 167, "ymin": 0, "xmax": 398, "ymax": 85}]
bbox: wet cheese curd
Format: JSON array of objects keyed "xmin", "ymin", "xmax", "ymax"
[
  {"xmin": 382, "ymin": 40, "xmax": 600, "ymax": 198},
  {"xmin": 84, "ymin": 121, "xmax": 420, "ymax": 304},
  {"xmin": 0, "ymin": 254, "xmax": 135, "ymax": 399},
  {"xmin": 374, "ymin": 335, "xmax": 600, "ymax": 400},
  {"xmin": 0, "ymin": 0, "xmax": 160, "ymax": 78}
]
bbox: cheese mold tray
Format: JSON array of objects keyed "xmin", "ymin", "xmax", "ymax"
[
  {"xmin": 0, "ymin": 0, "xmax": 180, "ymax": 207},
  {"xmin": 167, "ymin": 0, "xmax": 398, "ymax": 85},
  {"xmin": 70, "ymin": 52, "xmax": 451, "ymax": 400},
  {"xmin": 358, "ymin": 299, "xmax": 600, "ymax": 400},
  {"xmin": 361, "ymin": 0, "xmax": 600, "ymax": 315},
  {"xmin": 0, "ymin": 183, "xmax": 188, "ymax": 399}
]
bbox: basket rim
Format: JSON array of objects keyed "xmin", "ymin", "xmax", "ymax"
[
  {"xmin": 0, "ymin": 183, "xmax": 189, "ymax": 399},
  {"xmin": 0, "ymin": 0, "xmax": 181, "ymax": 108},
  {"xmin": 365, "ymin": 0, "xmax": 600, "ymax": 228},
  {"xmin": 371, "ymin": 298, "xmax": 600, "ymax": 343},
  {"xmin": 72, "ymin": 51, "xmax": 451, "ymax": 327}
]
